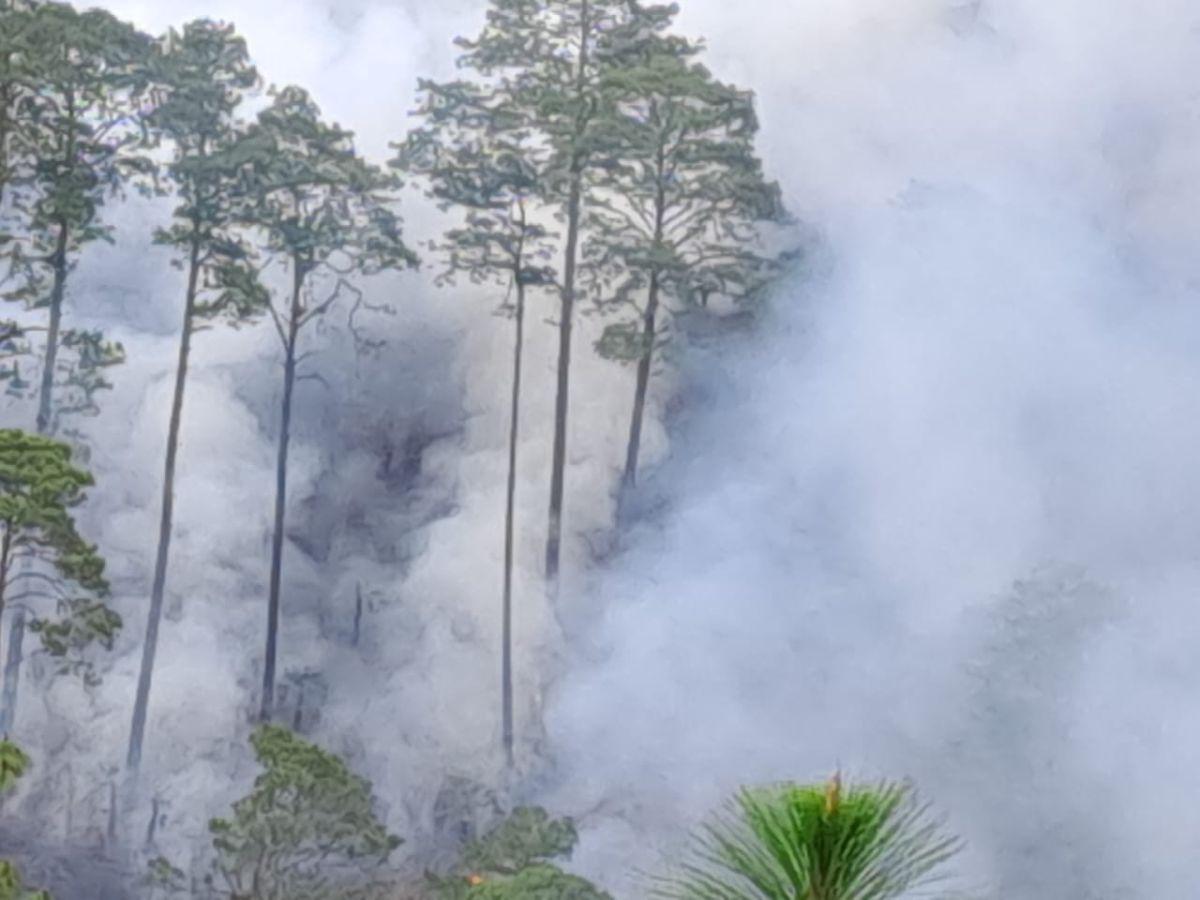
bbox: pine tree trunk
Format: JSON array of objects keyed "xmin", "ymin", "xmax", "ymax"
[
  {"xmin": 0, "ymin": 526, "xmax": 9, "ymax": 631},
  {"xmin": 261, "ymin": 262, "xmax": 303, "ymax": 722},
  {"xmin": 126, "ymin": 231, "xmax": 202, "ymax": 771},
  {"xmin": 621, "ymin": 141, "xmax": 668, "ymax": 498},
  {"xmin": 502, "ymin": 267, "xmax": 526, "ymax": 766},
  {"xmin": 544, "ymin": 0, "xmax": 592, "ymax": 595},
  {"xmin": 619, "ymin": 138, "xmax": 667, "ymax": 501},
  {"xmin": 0, "ymin": 610, "xmax": 23, "ymax": 736},
  {"xmin": 0, "ymin": 524, "xmax": 12, "ymax": 734},
  {"xmin": 622, "ymin": 273, "xmax": 659, "ymax": 495},
  {"xmin": 35, "ymin": 220, "xmax": 70, "ymax": 435},
  {"xmin": 0, "ymin": 78, "xmax": 12, "ymax": 208}
]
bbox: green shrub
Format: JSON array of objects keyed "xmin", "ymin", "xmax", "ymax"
[
  {"xmin": 208, "ymin": 725, "xmax": 401, "ymax": 899},
  {"xmin": 0, "ymin": 742, "xmax": 49, "ymax": 900},
  {"xmin": 428, "ymin": 807, "xmax": 610, "ymax": 900}
]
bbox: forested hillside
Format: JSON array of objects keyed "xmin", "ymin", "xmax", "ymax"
[{"xmin": 1, "ymin": 0, "xmax": 1199, "ymax": 898}]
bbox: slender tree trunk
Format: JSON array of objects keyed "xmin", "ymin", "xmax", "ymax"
[
  {"xmin": 0, "ymin": 526, "xmax": 10, "ymax": 632},
  {"xmin": 0, "ymin": 610, "xmax": 22, "ymax": 736},
  {"xmin": 35, "ymin": 220, "xmax": 70, "ymax": 435},
  {"xmin": 261, "ymin": 262, "xmax": 303, "ymax": 722},
  {"xmin": 502, "ymin": 253, "xmax": 527, "ymax": 766},
  {"xmin": 0, "ymin": 78, "xmax": 12, "ymax": 209},
  {"xmin": 0, "ymin": 525, "xmax": 11, "ymax": 735},
  {"xmin": 126, "ymin": 231, "xmax": 202, "ymax": 771},
  {"xmin": 621, "ymin": 147, "xmax": 668, "ymax": 495},
  {"xmin": 544, "ymin": 0, "xmax": 592, "ymax": 595},
  {"xmin": 621, "ymin": 274, "xmax": 659, "ymax": 494}
]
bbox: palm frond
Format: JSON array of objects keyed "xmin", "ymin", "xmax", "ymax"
[{"xmin": 654, "ymin": 775, "xmax": 962, "ymax": 900}]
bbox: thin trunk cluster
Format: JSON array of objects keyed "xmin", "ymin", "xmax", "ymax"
[{"xmin": 544, "ymin": 0, "xmax": 594, "ymax": 595}]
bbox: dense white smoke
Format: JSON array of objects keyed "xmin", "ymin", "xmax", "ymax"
[
  {"xmin": 544, "ymin": 1, "xmax": 1200, "ymax": 897},
  {"xmin": 8, "ymin": 0, "xmax": 1200, "ymax": 897}
]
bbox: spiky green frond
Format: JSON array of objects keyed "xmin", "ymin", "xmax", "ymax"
[{"xmin": 656, "ymin": 777, "xmax": 961, "ymax": 900}]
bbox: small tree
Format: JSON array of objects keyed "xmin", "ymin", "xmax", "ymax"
[
  {"xmin": 126, "ymin": 17, "xmax": 264, "ymax": 773},
  {"xmin": 0, "ymin": 429, "xmax": 118, "ymax": 730},
  {"xmin": 236, "ymin": 86, "xmax": 417, "ymax": 721},
  {"xmin": 585, "ymin": 21, "xmax": 788, "ymax": 495},
  {"xmin": 656, "ymin": 775, "xmax": 961, "ymax": 900},
  {"xmin": 3, "ymin": 2, "xmax": 154, "ymax": 434},
  {"xmin": 396, "ymin": 76, "xmax": 555, "ymax": 766},
  {"xmin": 428, "ymin": 806, "xmax": 610, "ymax": 900},
  {"xmin": 208, "ymin": 724, "xmax": 401, "ymax": 900}
]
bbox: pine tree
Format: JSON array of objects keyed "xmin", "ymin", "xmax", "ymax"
[
  {"xmin": 0, "ymin": 429, "xmax": 118, "ymax": 733},
  {"xmin": 585, "ymin": 21, "xmax": 787, "ymax": 495},
  {"xmin": 396, "ymin": 76, "xmax": 555, "ymax": 766},
  {"xmin": 208, "ymin": 724, "xmax": 401, "ymax": 899},
  {"xmin": 238, "ymin": 86, "xmax": 417, "ymax": 721},
  {"xmin": 2, "ymin": 2, "xmax": 154, "ymax": 435},
  {"xmin": 454, "ymin": 0, "xmax": 678, "ymax": 592},
  {"xmin": 126, "ymin": 19, "xmax": 265, "ymax": 773}
]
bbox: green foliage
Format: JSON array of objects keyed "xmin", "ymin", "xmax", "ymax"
[
  {"xmin": 6, "ymin": 2, "xmax": 155, "ymax": 249},
  {"xmin": 452, "ymin": 0, "xmax": 659, "ymax": 199},
  {"xmin": 208, "ymin": 724, "xmax": 401, "ymax": 899},
  {"xmin": 0, "ymin": 742, "xmax": 48, "ymax": 899},
  {"xmin": 656, "ymin": 776, "xmax": 961, "ymax": 900},
  {"xmin": 0, "ymin": 738, "xmax": 28, "ymax": 791},
  {"xmin": 594, "ymin": 320, "xmax": 652, "ymax": 364},
  {"xmin": 428, "ymin": 807, "xmax": 610, "ymax": 900},
  {"xmin": 0, "ymin": 2, "xmax": 155, "ymax": 431},
  {"xmin": 239, "ymin": 86, "xmax": 417, "ymax": 279},
  {"xmin": 148, "ymin": 18, "xmax": 267, "ymax": 326},
  {"xmin": 142, "ymin": 856, "xmax": 187, "ymax": 897},
  {"xmin": 395, "ymin": 76, "xmax": 555, "ymax": 303},
  {"xmin": 231, "ymin": 84, "xmax": 417, "ymax": 363},
  {"xmin": 0, "ymin": 859, "xmax": 50, "ymax": 900},
  {"xmin": 583, "ymin": 14, "xmax": 790, "ymax": 361},
  {"xmin": 29, "ymin": 595, "xmax": 120, "ymax": 684},
  {"xmin": 0, "ymin": 429, "xmax": 117, "ymax": 678}
]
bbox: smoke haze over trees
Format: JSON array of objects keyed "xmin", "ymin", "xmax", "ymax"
[{"xmin": 0, "ymin": 1, "xmax": 1198, "ymax": 899}]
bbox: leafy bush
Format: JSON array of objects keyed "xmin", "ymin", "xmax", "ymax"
[
  {"xmin": 428, "ymin": 806, "xmax": 610, "ymax": 900},
  {"xmin": 207, "ymin": 725, "xmax": 401, "ymax": 899},
  {"xmin": 0, "ymin": 741, "xmax": 49, "ymax": 900},
  {"xmin": 655, "ymin": 775, "xmax": 961, "ymax": 900},
  {"xmin": 0, "ymin": 741, "xmax": 28, "ymax": 791}
]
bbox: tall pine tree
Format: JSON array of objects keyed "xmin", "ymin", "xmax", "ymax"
[
  {"xmin": 396, "ymin": 76, "xmax": 555, "ymax": 765},
  {"xmin": 586, "ymin": 21, "xmax": 787, "ymax": 494},
  {"xmin": 3, "ymin": 2, "xmax": 154, "ymax": 435},
  {"xmin": 126, "ymin": 19, "xmax": 265, "ymax": 773},
  {"xmin": 238, "ymin": 87, "xmax": 417, "ymax": 721}
]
